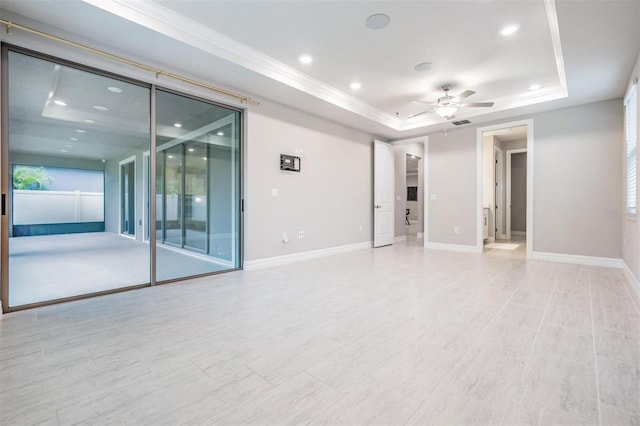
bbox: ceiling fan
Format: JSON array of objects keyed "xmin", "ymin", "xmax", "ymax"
[{"xmin": 408, "ymin": 84, "xmax": 494, "ymax": 119}]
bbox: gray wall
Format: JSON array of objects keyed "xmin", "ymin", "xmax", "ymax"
[
  {"xmin": 425, "ymin": 99, "xmax": 622, "ymax": 258},
  {"xmin": 244, "ymin": 102, "xmax": 374, "ymax": 261},
  {"xmin": 393, "ymin": 143, "xmax": 424, "ymax": 237},
  {"xmin": 510, "ymin": 152, "xmax": 527, "ymax": 233},
  {"xmin": 428, "ymin": 126, "xmax": 478, "ymax": 246},
  {"xmin": 532, "ymin": 99, "xmax": 622, "ymax": 257}
]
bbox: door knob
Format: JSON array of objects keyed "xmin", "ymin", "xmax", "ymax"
[{"xmin": 375, "ymin": 205, "xmax": 382, "ymax": 209}]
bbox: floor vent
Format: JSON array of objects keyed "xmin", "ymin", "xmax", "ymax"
[{"xmin": 452, "ymin": 119, "xmax": 471, "ymax": 126}]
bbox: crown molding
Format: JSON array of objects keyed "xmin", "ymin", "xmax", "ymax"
[{"xmin": 83, "ymin": 0, "xmax": 567, "ymax": 133}]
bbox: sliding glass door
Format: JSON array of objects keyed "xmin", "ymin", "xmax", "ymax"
[
  {"xmin": 1, "ymin": 46, "xmax": 242, "ymax": 311},
  {"xmin": 155, "ymin": 90, "xmax": 241, "ymax": 282},
  {"xmin": 2, "ymin": 49, "xmax": 151, "ymax": 308}
]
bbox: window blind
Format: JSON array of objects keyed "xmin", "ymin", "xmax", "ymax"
[{"xmin": 626, "ymin": 83, "xmax": 638, "ymax": 215}]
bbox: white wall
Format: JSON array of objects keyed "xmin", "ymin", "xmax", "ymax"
[{"xmin": 244, "ymin": 102, "xmax": 374, "ymax": 261}]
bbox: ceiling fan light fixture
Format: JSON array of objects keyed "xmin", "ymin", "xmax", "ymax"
[
  {"xmin": 435, "ymin": 106, "xmax": 457, "ymax": 118},
  {"xmin": 366, "ymin": 13, "xmax": 390, "ymax": 30}
]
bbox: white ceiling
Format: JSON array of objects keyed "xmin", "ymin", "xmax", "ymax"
[{"xmin": 1, "ymin": 0, "xmax": 639, "ymax": 141}]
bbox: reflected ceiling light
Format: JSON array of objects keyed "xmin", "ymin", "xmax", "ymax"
[
  {"xmin": 202, "ymin": 157, "xmax": 207, "ymax": 160},
  {"xmin": 69, "ymin": 137, "xmax": 78, "ymax": 141},
  {"xmin": 174, "ymin": 123, "xmax": 182, "ymax": 128},
  {"xmin": 188, "ymin": 148, "xmax": 195, "ymax": 152},
  {"xmin": 84, "ymin": 119, "xmax": 95, "ymax": 124},
  {"xmin": 349, "ymin": 82, "xmax": 362, "ymax": 90},
  {"xmin": 53, "ymin": 100, "xmax": 67, "ymax": 106},
  {"xmin": 64, "ymin": 144, "xmax": 73, "ymax": 148},
  {"xmin": 60, "ymin": 149, "xmax": 68, "ymax": 152},
  {"xmin": 217, "ymin": 131, "xmax": 224, "ymax": 136},
  {"xmin": 366, "ymin": 13, "xmax": 390, "ymax": 30},
  {"xmin": 435, "ymin": 106, "xmax": 457, "ymax": 118},
  {"xmin": 168, "ymin": 155, "xmax": 174, "ymax": 159},
  {"xmin": 298, "ymin": 54, "xmax": 313, "ymax": 64},
  {"xmin": 528, "ymin": 83, "xmax": 542, "ymax": 90},
  {"xmin": 500, "ymin": 24, "xmax": 519, "ymax": 36},
  {"xmin": 107, "ymin": 86, "xmax": 123, "ymax": 93},
  {"xmin": 75, "ymin": 129, "xmax": 86, "ymax": 133},
  {"xmin": 92, "ymin": 105, "xmax": 109, "ymax": 111}
]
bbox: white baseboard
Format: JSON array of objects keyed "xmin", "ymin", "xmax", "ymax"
[
  {"xmin": 426, "ymin": 242, "xmax": 483, "ymax": 254},
  {"xmin": 622, "ymin": 262, "xmax": 640, "ymax": 306},
  {"xmin": 394, "ymin": 235, "xmax": 407, "ymax": 243},
  {"xmin": 531, "ymin": 251, "xmax": 624, "ymax": 268},
  {"xmin": 244, "ymin": 241, "xmax": 372, "ymax": 270},
  {"xmin": 511, "ymin": 231, "xmax": 526, "ymax": 237}
]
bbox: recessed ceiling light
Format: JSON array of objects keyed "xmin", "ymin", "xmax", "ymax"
[
  {"xmin": 366, "ymin": 13, "xmax": 390, "ymax": 30},
  {"xmin": 217, "ymin": 131, "xmax": 224, "ymax": 136},
  {"xmin": 350, "ymin": 82, "xmax": 362, "ymax": 90},
  {"xmin": 76, "ymin": 129, "xmax": 86, "ymax": 133},
  {"xmin": 53, "ymin": 100, "xmax": 67, "ymax": 106},
  {"xmin": 174, "ymin": 123, "xmax": 182, "ymax": 128},
  {"xmin": 414, "ymin": 62, "xmax": 433, "ymax": 72},
  {"xmin": 299, "ymin": 54, "xmax": 313, "ymax": 64},
  {"xmin": 107, "ymin": 86, "xmax": 123, "ymax": 93},
  {"xmin": 69, "ymin": 137, "xmax": 78, "ymax": 141},
  {"xmin": 93, "ymin": 105, "xmax": 109, "ymax": 111},
  {"xmin": 84, "ymin": 119, "xmax": 95, "ymax": 124},
  {"xmin": 188, "ymin": 148, "xmax": 195, "ymax": 152},
  {"xmin": 500, "ymin": 24, "xmax": 519, "ymax": 36},
  {"xmin": 528, "ymin": 84, "xmax": 542, "ymax": 90},
  {"xmin": 168, "ymin": 155, "xmax": 174, "ymax": 159}
]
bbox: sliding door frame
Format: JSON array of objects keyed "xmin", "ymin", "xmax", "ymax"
[{"xmin": 0, "ymin": 44, "xmax": 244, "ymax": 312}]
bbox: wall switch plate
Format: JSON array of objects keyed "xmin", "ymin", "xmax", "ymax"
[
  {"xmin": 430, "ymin": 194, "xmax": 437, "ymax": 200},
  {"xmin": 271, "ymin": 188, "xmax": 278, "ymax": 197},
  {"xmin": 282, "ymin": 232, "xmax": 288, "ymax": 243},
  {"xmin": 298, "ymin": 231, "xmax": 305, "ymax": 239},
  {"xmin": 453, "ymin": 227, "xmax": 460, "ymax": 234},
  {"xmin": 396, "ymin": 195, "xmax": 401, "ymax": 201},
  {"xmin": 359, "ymin": 225, "xmax": 363, "ymax": 232}
]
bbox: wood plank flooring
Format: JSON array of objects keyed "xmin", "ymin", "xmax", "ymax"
[{"xmin": 1, "ymin": 243, "xmax": 639, "ymax": 425}]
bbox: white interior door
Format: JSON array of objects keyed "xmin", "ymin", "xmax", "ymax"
[{"xmin": 374, "ymin": 140, "xmax": 394, "ymax": 247}]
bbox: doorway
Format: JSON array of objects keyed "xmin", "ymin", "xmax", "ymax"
[
  {"xmin": 119, "ymin": 156, "xmax": 136, "ymax": 237},
  {"xmin": 478, "ymin": 120, "xmax": 533, "ymax": 257}
]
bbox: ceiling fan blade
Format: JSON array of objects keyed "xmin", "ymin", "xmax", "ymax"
[
  {"xmin": 459, "ymin": 102, "xmax": 495, "ymax": 107},
  {"xmin": 408, "ymin": 110, "xmax": 430, "ymax": 118},
  {"xmin": 412, "ymin": 100, "xmax": 438, "ymax": 105},
  {"xmin": 452, "ymin": 90, "xmax": 475, "ymax": 103}
]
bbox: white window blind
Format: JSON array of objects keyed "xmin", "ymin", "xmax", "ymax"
[{"xmin": 626, "ymin": 83, "xmax": 638, "ymax": 216}]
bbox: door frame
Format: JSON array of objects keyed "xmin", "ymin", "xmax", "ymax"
[
  {"xmin": 476, "ymin": 119, "xmax": 534, "ymax": 257},
  {"xmin": 506, "ymin": 148, "xmax": 527, "ymax": 240},
  {"xmin": 390, "ymin": 136, "xmax": 429, "ymax": 246},
  {"xmin": 118, "ymin": 155, "xmax": 137, "ymax": 239},
  {"xmin": 494, "ymin": 145, "xmax": 505, "ymax": 240}
]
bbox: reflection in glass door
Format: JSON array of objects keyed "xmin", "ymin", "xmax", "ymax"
[
  {"xmin": 155, "ymin": 90, "xmax": 241, "ymax": 282},
  {"xmin": 120, "ymin": 157, "xmax": 136, "ymax": 236}
]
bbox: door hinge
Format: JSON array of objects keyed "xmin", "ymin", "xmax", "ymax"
[
  {"xmin": 241, "ymin": 199, "xmax": 244, "ymax": 213},
  {"xmin": 1, "ymin": 194, "xmax": 5, "ymax": 216}
]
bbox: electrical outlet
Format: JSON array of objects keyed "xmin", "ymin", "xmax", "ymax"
[
  {"xmin": 298, "ymin": 231, "xmax": 305, "ymax": 239},
  {"xmin": 282, "ymin": 232, "xmax": 288, "ymax": 243},
  {"xmin": 453, "ymin": 227, "xmax": 459, "ymax": 234}
]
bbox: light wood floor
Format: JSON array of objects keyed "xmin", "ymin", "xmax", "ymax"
[{"xmin": 1, "ymin": 242, "xmax": 639, "ymax": 425}]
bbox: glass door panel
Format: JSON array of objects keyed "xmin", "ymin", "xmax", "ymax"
[
  {"xmin": 3, "ymin": 49, "xmax": 151, "ymax": 308},
  {"xmin": 155, "ymin": 90, "xmax": 241, "ymax": 281}
]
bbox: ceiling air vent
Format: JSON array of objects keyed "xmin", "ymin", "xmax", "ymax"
[{"xmin": 451, "ymin": 119, "xmax": 471, "ymax": 126}]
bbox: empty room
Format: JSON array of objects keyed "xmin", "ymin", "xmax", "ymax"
[{"xmin": 1, "ymin": 1, "xmax": 639, "ymax": 425}]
